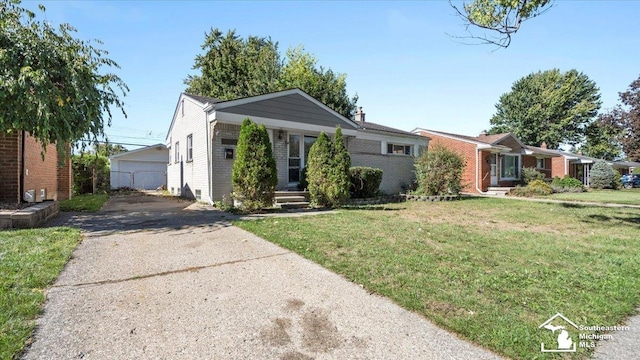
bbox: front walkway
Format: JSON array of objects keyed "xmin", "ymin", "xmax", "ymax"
[{"xmin": 27, "ymin": 194, "xmax": 502, "ymax": 359}]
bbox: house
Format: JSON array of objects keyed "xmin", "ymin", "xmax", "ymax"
[
  {"xmin": 165, "ymin": 88, "xmax": 428, "ymax": 203},
  {"xmin": 0, "ymin": 131, "xmax": 72, "ymax": 203},
  {"xmin": 110, "ymin": 144, "xmax": 169, "ymax": 190},
  {"xmin": 412, "ymin": 129, "xmax": 559, "ymax": 194},
  {"xmin": 525, "ymin": 145, "xmax": 640, "ymax": 186}
]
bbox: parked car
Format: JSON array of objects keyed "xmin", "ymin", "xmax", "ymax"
[{"xmin": 621, "ymin": 174, "xmax": 640, "ymax": 188}]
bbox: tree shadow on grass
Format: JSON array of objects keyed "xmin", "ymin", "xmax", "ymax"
[{"xmin": 582, "ymin": 213, "xmax": 640, "ymax": 229}]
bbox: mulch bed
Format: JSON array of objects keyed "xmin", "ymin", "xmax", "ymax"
[{"xmin": 0, "ymin": 202, "xmax": 34, "ymax": 211}]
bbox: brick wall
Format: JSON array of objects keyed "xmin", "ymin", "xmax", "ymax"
[
  {"xmin": 551, "ymin": 156, "xmax": 567, "ymax": 178},
  {"xmin": 0, "ymin": 132, "xmax": 20, "ymax": 202},
  {"xmin": 415, "ymin": 131, "xmax": 480, "ymax": 193},
  {"xmin": 23, "ymin": 135, "xmax": 59, "ymax": 202},
  {"xmin": 211, "ymin": 123, "xmax": 241, "ymax": 201},
  {"xmin": 57, "ymin": 145, "xmax": 72, "ymax": 201}
]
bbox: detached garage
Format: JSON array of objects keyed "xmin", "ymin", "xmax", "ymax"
[{"xmin": 110, "ymin": 144, "xmax": 169, "ymax": 190}]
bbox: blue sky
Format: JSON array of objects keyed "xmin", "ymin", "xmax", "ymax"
[{"xmin": 24, "ymin": 1, "xmax": 640, "ymax": 148}]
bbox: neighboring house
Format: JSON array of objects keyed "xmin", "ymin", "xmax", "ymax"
[
  {"xmin": 412, "ymin": 129, "xmax": 558, "ymax": 194},
  {"xmin": 525, "ymin": 145, "xmax": 640, "ymax": 186},
  {"xmin": 0, "ymin": 131, "xmax": 72, "ymax": 203},
  {"xmin": 165, "ymin": 88, "xmax": 428, "ymax": 203},
  {"xmin": 110, "ymin": 144, "xmax": 169, "ymax": 190}
]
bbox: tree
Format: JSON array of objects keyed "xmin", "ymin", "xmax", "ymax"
[
  {"xmin": 450, "ymin": 0, "xmax": 552, "ymax": 48},
  {"xmin": 597, "ymin": 75, "xmax": 640, "ymax": 161},
  {"xmin": 0, "ymin": 1, "xmax": 128, "ymax": 154},
  {"xmin": 184, "ymin": 29, "xmax": 357, "ymax": 119},
  {"xmin": 94, "ymin": 143, "xmax": 128, "ymax": 157},
  {"xmin": 185, "ymin": 29, "xmax": 281, "ymax": 100},
  {"xmin": 306, "ymin": 132, "xmax": 333, "ymax": 207},
  {"xmin": 582, "ymin": 116, "xmax": 623, "ymax": 160},
  {"xmin": 588, "ymin": 160, "xmax": 618, "ymax": 189},
  {"xmin": 414, "ymin": 144, "xmax": 465, "ymax": 196},
  {"xmin": 231, "ymin": 118, "xmax": 277, "ymax": 211},
  {"xmin": 280, "ymin": 46, "xmax": 358, "ymax": 119},
  {"xmin": 330, "ymin": 127, "xmax": 351, "ymax": 205},
  {"xmin": 489, "ymin": 69, "xmax": 601, "ymax": 149}
]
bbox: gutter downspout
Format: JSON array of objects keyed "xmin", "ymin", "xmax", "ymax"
[
  {"xmin": 19, "ymin": 130, "xmax": 26, "ymax": 203},
  {"xmin": 204, "ymin": 105, "xmax": 214, "ymax": 205},
  {"xmin": 475, "ymin": 148, "xmax": 489, "ymax": 194}
]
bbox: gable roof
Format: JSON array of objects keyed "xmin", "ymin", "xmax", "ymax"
[
  {"xmin": 523, "ymin": 145, "xmax": 562, "ymax": 157},
  {"xmin": 413, "ymin": 128, "xmax": 512, "ymax": 151},
  {"xmin": 356, "ymin": 121, "xmax": 426, "ymax": 139},
  {"xmin": 109, "ymin": 143, "xmax": 167, "ymax": 160},
  {"xmin": 184, "ymin": 93, "xmax": 222, "ymax": 105}
]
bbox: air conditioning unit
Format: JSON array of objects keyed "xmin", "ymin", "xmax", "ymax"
[
  {"xmin": 40, "ymin": 189, "xmax": 46, "ymax": 201},
  {"xmin": 23, "ymin": 190, "xmax": 35, "ymax": 203}
]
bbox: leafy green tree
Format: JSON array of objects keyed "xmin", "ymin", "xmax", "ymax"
[
  {"xmin": 72, "ymin": 153, "xmax": 109, "ymax": 194},
  {"xmin": 414, "ymin": 144, "xmax": 465, "ymax": 196},
  {"xmin": 185, "ymin": 29, "xmax": 281, "ymax": 100},
  {"xmin": 232, "ymin": 118, "xmax": 277, "ymax": 211},
  {"xmin": 597, "ymin": 75, "xmax": 640, "ymax": 161},
  {"xmin": 0, "ymin": 1, "xmax": 128, "ymax": 153},
  {"xmin": 450, "ymin": 0, "xmax": 552, "ymax": 47},
  {"xmin": 184, "ymin": 29, "xmax": 357, "ymax": 119},
  {"xmin": 489, "ymin": 69, "xmax": 601, "ymax": 149},
  {"xmin": 94, "ymin": 143, "xmax": 128, "ymax": 157},
  {"xmin": 589, "ymin": 160, "xmax": 618, "ymax": 189},
  {"xmin": 280, "ymin": 46, "xmax": 358, "ymax": 119},
  {"xmin": 306, "ymin": 132, "xmax": 333, "ymax": 207},
  {"xmin": 583, "ymin": 116, "xmax": 623, "ymax": 160},
  {"xmin": 330, "ymin": 127, "xmax": 351, "ymax": 205}
]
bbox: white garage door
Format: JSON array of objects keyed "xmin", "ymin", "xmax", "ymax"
[{"xmin": 117, "ymin": 160, "xmax": 166, "ymax": 190}]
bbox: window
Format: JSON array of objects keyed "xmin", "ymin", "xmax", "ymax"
[
  {"xmin": 387, "ymin": 143, "xmax": 411, "ymax": 155},
  {"xmin": 186, "ymin": 134, "xmax": 193, "ymax": 162},
  {"xmin": 168, "ymin": 146, "xmax": 171, "ymax": 164},
  {"xmin": 175, "ymin": 142, "xmax": 179, "ymax": 163},
  {"xmin": 536, "ymin": 158, "xmax": 545, "ymax": 169},
  {"xmin": 501, "ymin": 155, "xmax": 520, "ymax": 179},
  {"xmin": 195, "ymin": 189, "xmax": 201, "ymax": 201}
]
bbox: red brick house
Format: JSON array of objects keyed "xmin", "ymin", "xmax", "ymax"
[
  {"xmin": 0, "ymin": 131, "xmax": 72, "ymax": 203},
  {"xmin": 412, "ymin": 129, "xmax": 559, "ymax": 194}
]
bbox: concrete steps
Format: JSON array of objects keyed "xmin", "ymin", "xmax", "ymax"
[
  {"xmin": 274, "ymin": 191, "xmax": 310, "ymax": 209},
  {"xmin": 486, "ymin": 187, "xmax": 513, "ymax": 196}
]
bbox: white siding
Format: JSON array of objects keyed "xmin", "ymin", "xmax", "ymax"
[{"xmin": 166, "ymin": 96, "xmax": 212, "ymax": 202}]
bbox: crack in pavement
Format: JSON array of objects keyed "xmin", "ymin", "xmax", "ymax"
[{"xmin": 52, "ymin": 251, "xmax": 291, "ymax": 289}]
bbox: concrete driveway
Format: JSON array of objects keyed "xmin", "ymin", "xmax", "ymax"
[{"xmin": 26, "ymin": 193, "xmax": 502, "ymax": 359}]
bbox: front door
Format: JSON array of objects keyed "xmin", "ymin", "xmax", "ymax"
[
  {"xmin": 288, "ymin": 134, "xmax": 317, "ymax": 184},
  {"xmin": 490, "ymin": 154, "xmax": 498, "ymax": 186}
]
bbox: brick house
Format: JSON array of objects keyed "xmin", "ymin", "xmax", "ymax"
[
  {"xmin": 0, "ymin": 131, "xmax": 72, "ymax": 203},
  {"xmin": 165, "ymin": 89, "xmax": 429, "ymax": 203},
  {"xmin": 412, "ymin": 129, "xmax": 559, "ymax": 194}
]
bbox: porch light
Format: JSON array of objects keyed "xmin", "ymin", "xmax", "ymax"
[{"xmin": 278, "ymin": 129, "xmax": 284, "ymax": 140}]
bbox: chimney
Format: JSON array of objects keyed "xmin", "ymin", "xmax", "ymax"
[
  {"xmin": 540, "ymin": 141, "xmax": 547, "ymax": 149},
  {"xmin": 355, "ymin": 107, "xmax": 365, "ymax": 122}
]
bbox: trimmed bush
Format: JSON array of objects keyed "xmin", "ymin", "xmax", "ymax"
[
  {"xmin": 510, "ymin": 179, "xmax": 553, "ymax": 197},
  {"xmin": 589, "ymin": 160, "xmax": 617, "ymax": 189},
  {"xmin": 350, "ymin": 167, "xmax": 383, "ymax": 198},
  {"xmin": 550, "ymin": 175, "xmax": 585, "ymax": 193},
  {"xmin": 306, "ymin": 127, "xmax": 352, "ymax": 207},
  {"xmin": 414, "ymin": 144, "xmax": 465, "ymax": 196},
  {"xmin": 521, "ymin": 167, "xmax": 545, "ymax": 185},
  {"xmin": 232, "ymin": 118, "xmax": 277, "ymax": 211}
]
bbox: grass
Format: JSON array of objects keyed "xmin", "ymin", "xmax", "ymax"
[
  {"xmin": 0, "ymin": 227, "xmax": 82, "ymax": 359},
  {"xmin": 235, "ymin": 198, "xmax": 640, "ymax": 359},
  {"xmin": 59, "ymin": 193, "xmax": 108, "ymax": 212},
  {"xmin": 547, "ymin": 188, "xmax": 640, "ymax": 205}
]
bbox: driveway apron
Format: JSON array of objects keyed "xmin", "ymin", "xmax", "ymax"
[{"xmin": 25, "ymin": 194, "xmax": 502, "ymax": 359}]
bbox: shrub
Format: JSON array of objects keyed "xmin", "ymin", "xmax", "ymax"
[
  {"xmin": 72, "ymin": 154, "xmax": 109, "ymax": 194},
  {"xmin": 350, "ymin": 167, "xmax": 383, "ymax": 198},
  {"xmin": 509, "ymin": 179, "xmax": 552, "ymax": 197},
  {"xmin": 306, "ymin": 128, "xmax": 352, "ymax": 207},
  {"xmin": 612, "ymin": 169, "xmax": 623, "ymax": 189},
  {"xmin": 414, "ymin": 144, "xmax": 465, "ymax": 196},
  {"xmin": 589, "ymin": 160, "xmax": 617, "ymax": 189},
  {"xmin": 231, "ymin": 118, "xmax": 277, "ymax": 211},
  {"xmin": 550, "ymin": 175, "xmax": 585, "ymax": 193},
  {"xmin": 521, "ymin": 167, "xmax": 545, "ymax": 185}
]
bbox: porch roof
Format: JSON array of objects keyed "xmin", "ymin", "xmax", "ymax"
[{"xmin": 523, "ymin": 145, "xmax": 562, "ymax": 157}]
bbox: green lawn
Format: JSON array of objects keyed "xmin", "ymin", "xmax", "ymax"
[
  {"xmin": 59, "ymin": 193, "xmax": 108, "ymax": 212},
  {"xmin": 546, "ymin": 188, "xmax": 640, "ymax": 205},
  {"xmin": 0, "ymin": 227, "xmax": 82, "ymax": 359},
  {"xmin": 235, "ymin": 198, "xmax": 640, "ymax": 359}
]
